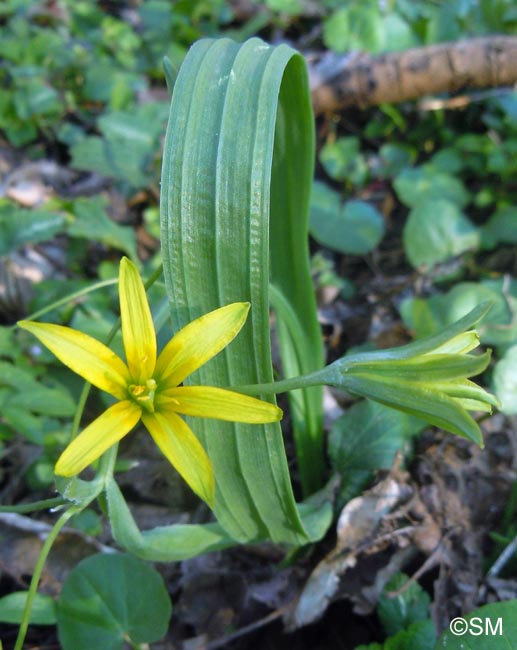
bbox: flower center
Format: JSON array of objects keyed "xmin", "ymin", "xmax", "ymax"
[{"xmin": 128, "ymin": 378, "xmax": 157, "ymax": 413}]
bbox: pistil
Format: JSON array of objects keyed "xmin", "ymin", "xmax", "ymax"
[{"xmin": 128, "ymin": 378, "xmax": 157, "ymax": 413}]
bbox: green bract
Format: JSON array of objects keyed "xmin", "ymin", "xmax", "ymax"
[{"xmin": 326, "ymin": 303, "xmax": 498, "ymax": 445}]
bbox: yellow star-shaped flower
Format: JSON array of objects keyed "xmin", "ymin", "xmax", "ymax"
[{"xmin": 18, "ymin": 257, "xmax": 282, "ymax": 506}]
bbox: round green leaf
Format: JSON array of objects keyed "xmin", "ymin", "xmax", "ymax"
[
  {"xmin": 310, "ymin": 183, "xmax": 385, "ymax": 254},
  {"xmin": 377, "ymin": 143, "xmax": 416, "ymax": 178},
  {"xmin": 57, "ymin": 553, "xmax": 172, "ymax": 650},
  {"xmin": 394, "ymin": 166, "xmax": 470, "ymax": 208},
  {"xmin": 383, "ymin": 13, "xmax": 418, "ymax": 52},
  {"xmin": 401, "ymin": 281, "xmax": 516, "ymax": 347},
  {"xmin": 480, "ymin": 206, "xmax": 517, "ymax": 249},
  {"xmin": 436, "ymin": 599, "xmax": 517, "ymax": 648},
  {"xmin": 328, "ymin": 400, "xmax": 424, "ymax": 503},
  {"xmin": 403, "ymin": 199, "xmax": 479, "ymax": 268},
  {"xmin": 378, "ymin": 573, "xmax": 430, "ymax": 636},
  {"xmin": 0, "ymin": 204, "xmax": 65, "ymax": 256},
  {"xmin": 426, "ymin": 3, "xmax": 462, "ymax": 43},
  {"xmin": 430, "ymin": 148, "xmax": 464, "ymax": 174},
  {"xmin": 0, "ymin": 592, "xmax": 56, "ymax": 625},
  {"xmin": 493, "ymin": 345, "xmax": 517, "ymax": 415},
  {"xmin": 266, "ymin": 0, "xmax": 303, "ymax": 14},
  {"xmin": 323, "ymin": 6, "xmax": 384, "ymax": 54},
  {"xmin": 319, "ymin": 136, "xmax": 368, "ymax": 185},
  {"xmin": 444, "ymin": 282, "xmax": 513, "ymax": 346}
]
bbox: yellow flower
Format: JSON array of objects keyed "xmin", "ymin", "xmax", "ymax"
[{"xmin": 18, "ymin": 258, "xmax": 282, "ymax": 506}]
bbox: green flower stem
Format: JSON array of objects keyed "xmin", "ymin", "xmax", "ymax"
[
  {"xmin": 233, "ymin": 367, "xmax": 331, "ymax": 396},
  {"xmin": 97, "ymin": 442, "xmax": 118, "ymax": 484},
  {"xmin": 0, "ymin": 497, "xmax": 66, "ymax": 514},
  {"xmin": 18, "ymin": 279, "xmax": 118, "ymax": 324},
  {"xmin": 234, "ymin": 324, "xmax": 496, "ymax": 448},
  {"xmin": 12, "ymin": 264, "xmax": 166, "ymax": 650},
  {"xmin": 14, "ymin": 506, "xmax": 81, "ymax": 650},
  {"xmin": 13, "ymin": 447, "xmax": 117, "ymax": 649},
  {"xmin": 233, "ymin": 356, "xmax": 372, "ymax": 396}
]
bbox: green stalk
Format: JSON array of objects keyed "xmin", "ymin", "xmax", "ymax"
[
  {"xmin": 14, "ymin": 506, "xmax": 79, "ymax": 650},
  {"xmin": 0, "ymin": 497, "xmax": 66, "ymax": 514},
  {"xmin": 18, "ymin": 279, "xmax": 118, "ymax": 323},
  {"xmin": 233, "ymin": 368, "xmax": 330, "ymax": 396},
  {"xmin": 13, "ymin": 264, "xmax": 164, "ymax": 645}
]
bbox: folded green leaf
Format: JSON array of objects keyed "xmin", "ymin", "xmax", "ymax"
[{"xmin": 159, "ymin": 37, "xmax": 325, "ymax": 545}]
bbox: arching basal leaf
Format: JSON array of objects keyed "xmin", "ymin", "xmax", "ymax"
[{"xmin": 158, "ymin": 37, "xmax": 325, "ymax": 546}]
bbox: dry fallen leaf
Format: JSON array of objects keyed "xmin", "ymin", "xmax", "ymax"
[{"xmin": 285, "ymin": 468, "xmax": 412, "ymax": 630}]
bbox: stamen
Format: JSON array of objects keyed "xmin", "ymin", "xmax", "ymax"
[{"xmin": 128, "ymin": 379, "xmax": 157, "ymax": 413}]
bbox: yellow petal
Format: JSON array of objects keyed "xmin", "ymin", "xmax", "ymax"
[
  {"xmin": 55, "ymin": 400, "xmax": 141, "ymax": 477},
  {"xmin": 119, "ymin": 257, "xmax": 157, "ymax": 383},
  {"xmin": 18, "ymin": 320, "xmax": 130, "ymax": 399},
  {"xmin": 141, "ymin": 409, "xmax": 215, "ymax": 507},
  {"xmin": 427, "ymin": 331, "xmax": 480, "ymax": 355},
  {"xmin": 157, "ymin": 386, "xmax": 283, "ymax": 423},
  {"xmin": 155, "ymin": 302, "xmax": 250, "ymax": 387}
]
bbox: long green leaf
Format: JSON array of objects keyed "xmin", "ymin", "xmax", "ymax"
[{"xmin": 160, "ymin": 38, "xmax": 324, "ymax": 544}]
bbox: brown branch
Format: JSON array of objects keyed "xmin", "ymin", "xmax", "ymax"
[{"xmin": 310, "ymin": 36, "xmax": 517, "ymax": 113}]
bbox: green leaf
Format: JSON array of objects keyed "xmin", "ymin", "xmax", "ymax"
[
  {"xmin": 385, "ymin": 619, "xmax": 435, "ymax": 650},
  {"xmin": 67, "ymin": 197, "xmax": 138, "ymax": 261},
  {"xmin": 69, "ymin": 137, "xmax": 116, "ymax": 178},
  {"xmin": 394, "ymin": 166, "xmax": 470, "ymax": 209},
  {"xmin": 356, "ymin": 620, "xmax": 435, "ymax": 650},
  {"xmin": 56, "ymin": 553, "xmax": 172, "ymax": 650},
  {"xmin": 70, "ymin": 103, "xmax": 168, "ymax": 190},
  {"xmin": 401, "ymin": 282, "xmax": 515, "ymax": 348},
  {"xmin": 13, "ymin": 80, "xmax": 61, "ymax": 117},
  {"xmin": 436, "ymin": 599, "xmax": 517, "ymax": 648},
  {"xmin": 319, "ymin": 136, "xmax": 368, "ymax": 185},
  {"xmin": 266, "ymin": 0, "xmax": 303, "ymax": 14},
  {"xmin": 0, "ymin": 360, "xmax": 76, "ymax": 417},
  {"xmin": 430, "ymin": 148, "xmax": 464, "ymax": 174},
  {"xmin": 323, "ymin": 5, "xmax": 384, "ymax": 54},
  {"xmin": 426, "ymin": 3, "xmax": 462, "ymax": 43},
  {"xmin": 400, "ymin": 296, "xmax": 443, "ymax": 339},
  {"xmin": 383, "ymin": 12, "xmax": 419, "ymax": 51},
  {"xmin": 310, "ymin": 182, "xmax": 385, "ymax": 254},
  {"xmin": 444, "ymin": 282, "xmax": 514, "ymax": 347},
  {"xmin": 83, "ymin": 64, "xmax": 142, "ymax": 109},
  {"xmin": 106, "ymin": 479, "xmax": 236, "ymax": 561},
  {"xmin": 160, "ymin": 37, "xmax": 323, "ymax": 544},
  {"xmin": 376, "ymin": 143, "xmax": 417, "ymax": 178},
  {"xmin": 0, "ymin": 591, "xmax": 56, "ymax": 625},
  {"xmin": 0, "ymin": 360, "xmax": 37, "ymax": 390},
  {"xmin": 0, "ymin": 202, "xmax": 65, "ymax": 255},
  {"xmin": 378, "ymin": 573, "xmax": 430, "ymax": 636},
  {"xmin": 480, "ymin": 206, "xmax": 517, "ymax": 249},
  {"xmin": 403, "ymin": 199, "xmax": 479, "ymax": 268},
  {"xmin": 492, "ymin": 345, "xmax": 517, "ymax": 415},
  {"xmin": 9, "ymin": 383, "xmax": 76, "ymax": 417},
  {"xmin": 328, "ymin": 400, "xmax": 424, "ymax": 503}
]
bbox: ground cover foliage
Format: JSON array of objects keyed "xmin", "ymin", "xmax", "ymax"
[{"xmin": 2, "ymin": 1, "xmax": 517, "ymax": 648}]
